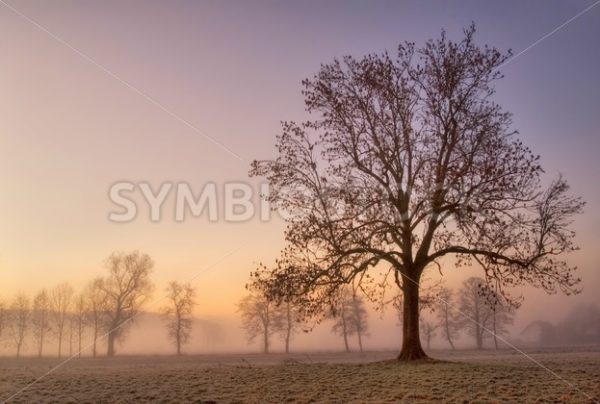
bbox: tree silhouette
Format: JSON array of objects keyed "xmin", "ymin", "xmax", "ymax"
[
  {"xmin": 32, "ymin": 289, "xmax": 52, "ymax": 357},
  {"xmin": 276, "ymin": 300, "xmax": 302, "ymax": 354},
  {"xmin": 329, "ymin": 289, "xmax": 355, "ymax": 353},
  {"xmin": 349, "ymin": 289, "xmax": 369, "ymax": 352},
  {"xmin": 51, "ymin": 283, "xmax": 73, "ymax": 358},
  {"xmin": 489, "ymin": 296, "xmax": 515, "ymax": 349},
  {"xmin": 435, "ymin": 287, "xmax": 459, "ymax": 350},
  {"xmin": 250, "ymin": 25, "xmax": 583, "ymax": 361},
  {"xmin": 72, "ymin": 293, "xmax": 88, "ymax": 357},
  {"xmin": 8, "ymin": 293, "xmax": 30, "ymax": 358},
  {"xmin": 420, "ymin": 318, "xmax": 438, "ymax": 351},
  {"xmin": 459, "ymin": 277, "xmax": 490, "ymax": 349},
  {"xmin": 84, "ymin": 277, "xmax": 106, "ymax": 358},
  {"xmin": 238, "ymin": 293, "xmax": 280, "ymax": 354},
  {"xmin": 459, "ymin": 277, "xmax": 513, "ymax": 349},
  {"xmin": 329, "ymin": 288, "xmax": 369, "ymax": 352},
  {"xmin": 101, "ymin": 251, "xmax": 154, "ymax": 357},
  {"xmin": 0, "ymin": 299, "xmax": 5, "ymax": 339},
  {"xmin": 162, "ymin": 281, "xmax": 196, "ymax": 355}
]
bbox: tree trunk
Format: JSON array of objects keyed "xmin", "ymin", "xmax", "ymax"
[
  {"xmin": 69, "ymin": 324, "xmax": 73, "ymax": 356},
  {"xmin": 263, "ymin": 324, "xmax": 269, "ymax": 354},
  {"xmin": 447, "ymin": 333, "xmax": 455, "ymax": 350},
  {"xmin": 107, "ymin": 330, "xmax": 116, "ymax": 357},
  {"xmin": 285, "ymin": 303, "xmax": 291, "ymax": 354},
  {"xmin": 57, "ymin": 330, "xmax": 63, "ymax": 358},
  {"xmin": 92, "ymin": 323, "xmax": 98, "ymax": 358},
  {"xmin": 38, "ymin": 327, "xmax": 44, "ymax": 358},
  {"xmin": 176, "ymin": 317, "xmax": 182, "ymax": 355},
  {"xmin": 398, "ymin": 278, "xmax": 428, "ymax": 361},
  {"xmin": 78, "ymin": 326, "xmax": 82, "ymax": 358},
  {"xmin": 474, "ymin": 303, "xmax": 483, "ymax": 349},
  {"xmin": 443, "ymin": 310, "xmax": 455, "ymax": 350},
  {"xmin": 445, "ymin": 316, "xmax": 455, "ymax": 350},
  {"xmin": 342, "ymin": 330, "xmax": 350, "ymax": 352},
  {"xmin": 493, "ymin": 314, "xmax": 498, "ymax": 349},
  {"xmin": 341, "ymin": 315, "xmax": 350, "ymax": 353},
  {"xmin": 357, "ymin": 329, "xmax": 363, "ymax": 353}
]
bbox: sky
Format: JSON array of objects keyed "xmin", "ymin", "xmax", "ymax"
[{"xmin": 1, "ymin": 0, "xmax": 599, "ymax": 351}]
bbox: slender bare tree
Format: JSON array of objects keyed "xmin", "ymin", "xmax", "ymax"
[
  {"xmin": 0, "ymin": 299, "xmax": 5, "ymax": 338},
  {"xmin": 51, "ymin": 282, "xmax": 74, "ymax": 358},
  {"xmin": 84, "ymin": 277, "xmax": 106, "ymax": 357},
  {"xmin": 349, "ymin": 289, "xmax": 369, "ymax": 353},
  {"xmin": 8, "ymin": 293, "xmax": 30, "ymax": 358},
  {"xmin": 72, "ymin": 293, "xmax": 87, "ymax": 357},
  {"xmin": 329, "ymin": 288, "xmax": 369, "ymax": 352},
  {"xmin": 435, "ymin": 287, "xmax": 459, "ymax": 350},
  {"xmin": 101, "ymin": 251, "xmax": 154, "ymax": 357},
  {"xmin": 250, "ymin": 25, "xmax": 584, "ymax": 361},
  {"xmin": 68, "ymin": 314, "xmax": 75, "ymax": 356},
  {"xmin": 276, "ymin": 300, "xmax": 303, "ymax": 354},
  {"xmin": 32, "ymin": 289, "xmax": 52, "ymax": 357},
  {"xmin": 489, "ymin": 295, "xmax": 515, "ymax": 349},
  {"xmin": 162, "ymin": 281, "xmax": 196, "ymax": 355},
  {"xmin": 459, "ymin": 277, "xmax": 493, "ymax": 349},
  {"xmin": 238, "ymin": 293, "xmax": 280, "ymax": 354},
  {"xmin": 420, "ymin": 318, "xmax": 438, "ymax": 351},
  {"xmin": 329, "ymin": 289, "xmax": 354, "ymax": 352}
]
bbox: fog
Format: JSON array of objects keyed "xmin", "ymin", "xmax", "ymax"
[{"xmin": 2, "ymin": 298, "xmax": 598, "ymax": 359}]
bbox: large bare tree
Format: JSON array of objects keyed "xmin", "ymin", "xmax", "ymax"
[
  {"xmin": 51, "ymin": 283, "xmax": 74, "ymax": 358},
  {"xmin": 32, "ymin": 289, "xmax": 52, "ymax": 357},
  {"xmin": 250, "ymin": 25, "xmax": 584, "ymax": 361},
  {"xmin": 162, "ymin": 281, "xmax": 196, "ymax": 355},
  {"xmin": 101, "ymin": 251, "xmax": 154, "ymax": 356},
  {"xmin": 8, "ymin": 293, "xmax": 30, "ymax": 358}
]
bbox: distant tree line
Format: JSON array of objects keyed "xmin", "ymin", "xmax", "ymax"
[
  {"xmin": 0, "ymin": 251, "xmax": 197, "ymax": 358},
  {"xmin": 460, "ymin": 277, "xmax": 515, "ymax": 350},
  {"xmin": 238, "ymin": 281, "xmax": 371, "ymax": 354},
  {"xmin": 410, "ymin": 277, "xmax": 516, "ymax": 351},
  {"xmin": 239, "ymin": 276, "xmax": 517, "ymax": 354},
  {"xmin": 521, "ymin": 303, "xmax": 600, "ymax": 346},
  {"xmin": 237, "ymin": 292, "xmax": 304, "ymax": 354}
]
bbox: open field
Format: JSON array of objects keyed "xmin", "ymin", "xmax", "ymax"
[{"xmin": 1, "ymin": 348, "xmax": 599, "ymax": 403}]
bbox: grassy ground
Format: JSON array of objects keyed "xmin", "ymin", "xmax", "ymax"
[{"xmin": 0, "ymin": 348, "xmax": 598, "ymax": 403}]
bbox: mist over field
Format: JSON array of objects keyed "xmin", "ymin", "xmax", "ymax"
[{"xmin": 2, "ymin": 300, "xmax": 598, "ymax": 358}]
